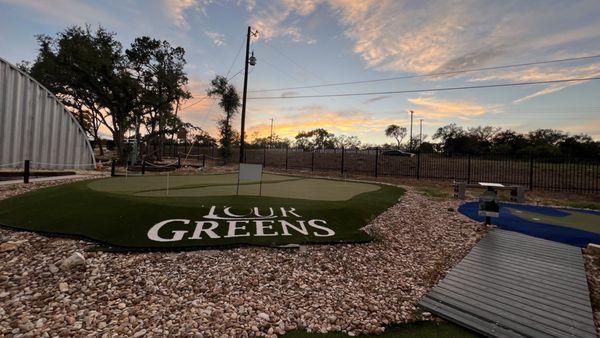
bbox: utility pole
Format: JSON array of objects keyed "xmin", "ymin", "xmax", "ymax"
[
  {"xmin": 239, "ymin": 26, "xmax": 257, "ymax": 163},
  {"xmin": 269, "ymin": 118, "xmax": 274, "ymax": 148},
  {"xmin": 409, "ymin": 110, "xmax": 414, "ymax": 151}
]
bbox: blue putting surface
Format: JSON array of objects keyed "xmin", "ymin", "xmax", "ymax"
[{"xmin": 458, "ymin": 202, "xmax": 600, "ymax": 247}]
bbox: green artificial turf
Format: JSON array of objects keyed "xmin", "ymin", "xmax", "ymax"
[
  {"xmin": 0, "ymin": 173, "xmax": 404, "ymax": 250},
  {"xmin": 506, "ymin": 208, "xmax": 600, "ymax": 233},
  {"xmin": 282, "ymin": 321, "xmax": 480, "ymax": 338}
]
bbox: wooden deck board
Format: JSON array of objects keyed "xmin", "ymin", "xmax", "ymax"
[{"xmin": 420, "ymin": 228, "xmax": 596, "ymax": 338}]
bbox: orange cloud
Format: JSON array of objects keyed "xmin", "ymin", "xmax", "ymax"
[
  {"xmin": 245, "ymin": 107, "xmax": 404, "ymax": 140},
  {"xmin": 407, "ymin": 96, "xmax": 499, "ymax": 119}
]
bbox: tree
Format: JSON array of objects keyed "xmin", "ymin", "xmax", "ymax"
[
  {"xmin": 126, "ymin": 36, "xmax": 191, "ymax": 160},
  {"xmin": 192, "ymin": 130, "xmax": 217, "ymax": 147},
  {"xmin": 384, "ymin": 124, "xmax": 407, "ymax": 149},
  {"xmin": 206, "ymin": 75, "xmax": 240, "ymax": 163},
  {"xmin": 295, "ymin": 128, "xmax": 335, "ymax": 150},
  {"xmin": 249, "ymin": 133, "xmax": 291, "ymax": 149},
  {"xmin": 333, "ymin": 135, "xmax": 361, "ymax": 149},
  {"xmin": 29, "ymin": 25, "xmax": 140, "ymax": 161}
]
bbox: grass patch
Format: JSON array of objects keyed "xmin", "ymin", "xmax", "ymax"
[{"xmin": 0, "ymin": 173, "xmax": 404, "ymax": 250}]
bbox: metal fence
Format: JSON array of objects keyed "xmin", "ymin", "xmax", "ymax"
[{"xmin": 164, "ymin": 143, "xmax": 600, "ymax": 193}]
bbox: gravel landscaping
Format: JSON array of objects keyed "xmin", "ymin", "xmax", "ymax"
[{"xmin": 0, "ymin": 177, "xmax": 485, "ymax": 337}]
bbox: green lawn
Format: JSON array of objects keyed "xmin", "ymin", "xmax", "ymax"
[
  {"xmin": 0, "ymin": 173, "xmax": 404, "ymax": 250},
  {"xmin": 283, "ymin": 322, "xmax": 480, "ymax": 338}
]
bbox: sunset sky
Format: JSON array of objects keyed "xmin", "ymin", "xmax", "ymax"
[{"xmin": 1, "ymin": 0, "xmax": 600, "ymax": 144}]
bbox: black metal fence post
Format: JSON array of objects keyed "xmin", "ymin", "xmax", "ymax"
[
  {"xmin": 177, "ymin": 155, "xmax": 181, "ymax": 168},
  {"xmin": 374, "ymin": 147, "xmax": 379, "ymax": 177},
  {"xmin": 416, "ymin": 151, "xmax": 421, "ymax": 179},
  {"xmin": 285, "ymin": 147, "xmax": 289, "ymax": 171},
  {"xmin": 111, "ymin": 159, "xmax": 116, "ymax": 177},
  {"xmin": 23, "ymin": 160, "xmax": 30, "ymax": 183},
  {"xmin": 467, "ymin": 154, "xmax": 471, "ymax": 183},
  {"xmin": 141, "ymin": 158, "xmax": 146, "ymax": 175},
  {"xmin": 263, "ymin": 148, "xmax": 267, "ymax": 166},
  {"xmin": 202, "ymin": 154, "xmax": 206, "ymax": 167},
  {"xmin": 311, "ymin": 151, "xmax": 315, "ymax": 172},
  {"xmin": 529, "ymin": 156, "xmax": 534, "ymax": 190},
  {"xmin": 341, "ymin": 147, "xmax": 345, "ymax": 175}
]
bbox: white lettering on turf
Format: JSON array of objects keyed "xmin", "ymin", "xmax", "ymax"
[{"xmin": 147, "ymin": 206, "xmax": 336, "ymax": 242}]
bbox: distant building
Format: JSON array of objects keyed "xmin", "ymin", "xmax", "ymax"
[{"xmin": 0, "ymin": 57, "xmax": 95, "ymax": 170}]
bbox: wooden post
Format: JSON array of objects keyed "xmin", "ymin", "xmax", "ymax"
[
  {"xmin": 141, "ymin": 158, "xmax": 146, "ymax": 175},
  {"xmin": 374, "ymin": 147, "xmax": 379, "ymax": 177},
  {"xmin": 111, "ymin": 159, "xmax": 116, "ymax": 177},
  {"xmin": 23, "ymin": 160, "xmax": 30, "ymax": 183}
]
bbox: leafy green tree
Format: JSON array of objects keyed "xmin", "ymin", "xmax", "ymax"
[
  {"xmin": 206, "ymin": 75, "xmax": 240, "ymax": 163},
  {"xmin": 29, "ymin": 25, "xmax": 139, "ymax": 161},
  {"xmin": 126, "ymin": 37, "xmax": 191, "ymax": 160}
]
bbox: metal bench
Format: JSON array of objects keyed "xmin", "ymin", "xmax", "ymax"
[{"xmin": 453, "ymin": 181, "xmax": 527, "ymax": 203}]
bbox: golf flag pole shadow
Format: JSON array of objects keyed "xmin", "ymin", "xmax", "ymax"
[{"xmin": 237, "ymin": 163, "xmax": 263, "ymax": 196}]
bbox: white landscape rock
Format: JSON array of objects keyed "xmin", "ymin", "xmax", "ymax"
[
  {"xmin": 60, "ymin": 252, "xmax": 86, "ymax": 270},
  {"xmin": 0, "ymin": 182, "xmax": 485, "ymax": 337},
  {"xmin": 58, "ymin": 282, "xmax": 69, "ymax": 292}
]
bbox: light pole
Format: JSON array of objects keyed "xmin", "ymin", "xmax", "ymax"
[{"xmin": 239, "ymin": 26, "xmax": 258, "ymax": 163}]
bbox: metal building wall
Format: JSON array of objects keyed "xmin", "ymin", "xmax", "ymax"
[{"xmin": 0, "ymin": 57, "xmax": 96, "ymax": 170}]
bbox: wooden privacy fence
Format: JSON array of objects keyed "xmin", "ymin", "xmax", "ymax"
[{"xmin": 163, "ymin": 144, "xmax": 600, "ymax": 193}]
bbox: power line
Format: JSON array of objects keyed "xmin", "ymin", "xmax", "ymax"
[
  {"xmin": 249, "ymin": 54, "xmax": 600, "ymax": 93},
  {"xmin": 180, "ymin": 68, "xmax": 245, "ymax": 111},
  {"xmin": 262, "ymin": 41, "xmax": 328, "ymax": 84},
  {"xmin": 226, "ymin": 35, "xmax": 245, "ymax": 78},
  {"xmin": 248, "ymin": 76, "xmax": 600, "ymax": 100}
]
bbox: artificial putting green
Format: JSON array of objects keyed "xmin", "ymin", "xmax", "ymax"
[
  {"xmin": 0, "ymin": 173, "xmax": 404, "ymax": 249},
  {"xmin": 506, "ymin": 208, "xmax": 600, "ymax": 233}
]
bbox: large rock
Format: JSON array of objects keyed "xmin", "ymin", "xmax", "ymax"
[
  {"xmin": 60, "ymin": 252, "xmax": 86, "ymax": 270},
  {"xmin": 0, "ymin": 240, "xmax": 27, "ymax": 252}
]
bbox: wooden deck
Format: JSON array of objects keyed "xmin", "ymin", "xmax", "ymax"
[{"xmin": 420, "ymin": 228, "xmax": 596, "ymax": 338}]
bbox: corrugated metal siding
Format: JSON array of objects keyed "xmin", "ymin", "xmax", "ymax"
[{"xmin": 0, "ymin": 57, "xmax": 95, "ymax": 170}]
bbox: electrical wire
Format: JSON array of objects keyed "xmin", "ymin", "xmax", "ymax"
[
  {"xmin": 248, "ymin": 76, "xmax": 600, "ymax": 100},
  {"xmin": 249, "ymin": 54, "xmax": 600, "ymax": 93}
]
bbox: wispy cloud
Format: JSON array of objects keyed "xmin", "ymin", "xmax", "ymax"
[
  {"xmin": 162, "ymin": 0, "xmax": 212, "ymax": 29},
  {"xmin": 0, "ymin": 0, "xmax": 120, "ymax": 26},
  {"xmin": 204, "ymin": 31, "xmax": 226, "ymax": 46},
  {"xmin": 363, "ymin": 95, "xmax": 392, "ymax": 104},
  {"xmin": 469, "ymin": 63, "xmax": 600, "ymax": 103},
  {"xmin": 408, "ymin": 96, "xmax": 499, "ymax": 119}
]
